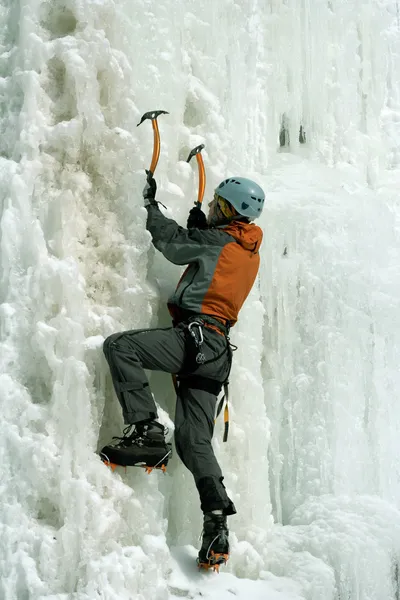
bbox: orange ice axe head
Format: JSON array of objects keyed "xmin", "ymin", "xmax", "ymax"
[{"xmin": 137, "ymin": 110, "xmax": 169, "ymax": 176}]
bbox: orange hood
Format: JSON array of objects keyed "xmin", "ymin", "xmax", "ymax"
[{"xmin": 223, "ymin": 221, "xmax": 263, "ymax": 254}]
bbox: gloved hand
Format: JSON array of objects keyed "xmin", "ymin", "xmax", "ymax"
[
  {"xmin": 143, "ymin": 170, "xmax": 157, "ymax": 205},
  {"xmin": 187, "ymin": 206, "xmax": 208, "ymax": 229}
]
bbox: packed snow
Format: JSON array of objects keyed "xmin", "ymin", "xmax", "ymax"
[{"xmin": 1, "ymin": 1, "xmax": 400, "ymax": 598}]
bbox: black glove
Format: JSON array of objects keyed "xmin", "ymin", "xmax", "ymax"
[
  {"xmin": 143, "ymin": 170, "xmax": 157, "ymax": 205},
  {"xmin": 187, "ymin": 206, "xmax": 208, "ymax": 229}
]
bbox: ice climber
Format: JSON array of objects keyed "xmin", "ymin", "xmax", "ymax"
[{"xmin": 100, "ymin": 173, "xmax": 264, "ymax": 569}]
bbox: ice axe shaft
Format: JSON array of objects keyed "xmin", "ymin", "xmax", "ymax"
[
  {"xmin": 186, "ymin": 144, "xmax": 205, "ymax": 207},
  {"xmin": 137, "ymin": 110, "xmax": 169, "ymax": 175}
]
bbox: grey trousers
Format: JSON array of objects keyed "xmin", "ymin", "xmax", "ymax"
[{"xmin": 103, "ymin": 322, "xmax": 236, "ymax": 515}]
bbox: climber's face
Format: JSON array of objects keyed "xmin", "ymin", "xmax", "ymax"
[{"xmin": 207, "ymin": 194, "xmax": 223, "ymax": 226}]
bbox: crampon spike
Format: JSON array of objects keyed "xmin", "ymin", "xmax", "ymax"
[
  {"xmin": 144, "ymin": 464, "xmax": 168, "ymax": 474},
  {"xmin": 143, "ymin": 448, "xmax": 171, "ymax": 474},
  {"xmin": 102, "ymin": 460, "xmax": 126, "ymax": 473}
]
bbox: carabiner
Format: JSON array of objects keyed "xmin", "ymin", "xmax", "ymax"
[{"xmin": 188, "ymin": 321, "xmax": 204, "ymax": 346}]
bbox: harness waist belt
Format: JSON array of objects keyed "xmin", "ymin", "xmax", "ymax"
[
  {"xmin": 200, "ymin": 314, "xmax": 230, "ymax": 337},
  {"xmin": 175, "ymin": 309, "xmax": 230, "ymax": 337}
]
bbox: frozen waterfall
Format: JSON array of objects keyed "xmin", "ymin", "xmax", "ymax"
[{"xmin": 1, "ymin": 1, "xmax": 400, "ymax": 599}]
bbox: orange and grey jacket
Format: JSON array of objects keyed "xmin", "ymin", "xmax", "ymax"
[{"xmin": 146, "ymin": 204, "xmax": 263, "ymax": 327}]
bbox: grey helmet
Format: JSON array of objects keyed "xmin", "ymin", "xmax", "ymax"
[{"xmin": 215, "ymin": 177, "xmax": 265, "ymax": 219}]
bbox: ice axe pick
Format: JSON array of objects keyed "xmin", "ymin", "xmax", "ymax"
[{"xmin": 137, "ymin": 110, "xmax": 169, "ymax": 176}]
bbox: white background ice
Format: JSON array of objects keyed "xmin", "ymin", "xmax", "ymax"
[{"xmin": 1, "ymin": 1, "xmax": 400, "ymax": 598}]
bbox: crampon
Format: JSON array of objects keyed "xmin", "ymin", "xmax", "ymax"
[
  {"xmin": 197, "ymin": 551, "xmax": 229, "ymax": 573},
  {"xmin": 100, "ymin": 447, "xmax": 171, "ymax": 475},
  {"xmin": 197, "ymin": 512, "xmax": 229, "ymax": 572}
]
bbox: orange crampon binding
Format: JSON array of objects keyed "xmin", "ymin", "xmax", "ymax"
[{"xmin": 198, "ymin": 551, "xmax": 229, "ymax": 573}]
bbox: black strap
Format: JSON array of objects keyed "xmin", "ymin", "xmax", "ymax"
[
  {"xmin": 116, "ymin": 381, "xmax": 149, "ymax": 393},
  {"xmin": 174, "ymin": 310, "xmax": 231, "ymax": 336},
  {"xmin": 199, "ymin": 314, "xmax": 231, "ymax": 336},
  {"xmin": 179, "ymin": 374, "xmax": 223, "ymax": 396},
  {"xmin": 179, "ymin": 375, "xmax": 229, "ymax": 442}
]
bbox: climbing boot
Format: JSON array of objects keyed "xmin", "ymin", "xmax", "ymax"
[
  {"xmin": 100, "ymin": 420, "xmax": 171, "ymax": 473},
  {"xmin": 197, "ymin": 512, "xmax": 229, "ymax": 571}
]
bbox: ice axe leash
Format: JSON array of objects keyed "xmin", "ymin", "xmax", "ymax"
[
  {"xmin": 186, "ymin": 144, "xmax": 206, "ymax": 208},
  {"xmin": 137, "ymin": 110, "xmax": 169, "ymax": 176}
]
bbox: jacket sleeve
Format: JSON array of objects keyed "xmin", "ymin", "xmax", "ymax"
[{"xmin": 145, "ymin": 204, "xmax": 226, "ymax": 265}]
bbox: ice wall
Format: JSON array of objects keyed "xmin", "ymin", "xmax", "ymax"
[{"xmin": 1, "ymin": 1, "xmax": 400, "ymax": 599}]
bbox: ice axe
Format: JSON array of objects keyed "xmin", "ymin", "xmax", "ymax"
[
  {"xmin": 186, "ymin": 144, "xmax": 206, "ymax": 208},
  {"xmin": 137, "ymin": 110, "xmax": 169, "ymax": 176}
]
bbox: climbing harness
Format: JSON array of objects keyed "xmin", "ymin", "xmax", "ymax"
[{"xmin": 177, "ymin": 314, "xmax": 237, "ymax": 442}]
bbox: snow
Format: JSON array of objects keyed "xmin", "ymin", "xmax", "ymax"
[{"xmin": 1, "ymin": 0, "xmax": 400, "ymax": 598}]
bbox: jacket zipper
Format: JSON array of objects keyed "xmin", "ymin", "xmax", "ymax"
[{"xmin": 177, "ymin": 264, "xmax": 199, "ymax": 305}]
